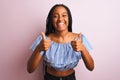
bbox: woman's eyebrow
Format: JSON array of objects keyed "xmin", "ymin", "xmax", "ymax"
[{"xmin": 53, "ymin": 11, "xmax": 68, "ymax": 15}]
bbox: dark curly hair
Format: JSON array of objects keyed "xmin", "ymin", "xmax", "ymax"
[{"xmin": 45, "ymin": 4, "xmax": 72, "ymax": 36}]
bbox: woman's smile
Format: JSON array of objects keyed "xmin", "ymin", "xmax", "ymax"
[{"xmin": 57, "ymin": 22, "xmax": 65, "ymax": 28}]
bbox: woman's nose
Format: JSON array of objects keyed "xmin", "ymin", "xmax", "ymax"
[{"xmin": 58, "ymin": 16, "xmax": 63, "ymax": 21}]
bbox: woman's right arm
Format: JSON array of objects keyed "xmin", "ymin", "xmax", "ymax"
[
  {"xmin": 27, "ymin": 32, "xmax": 51, "ymax": 73},
  {"xmin": 27, "ymin": 45, "xmax": 43, "ymax": 73}
]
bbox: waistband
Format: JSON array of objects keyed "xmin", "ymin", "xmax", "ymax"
[
  {"xmin": 44, "ymin": 71, "xmax": 76, "ymax": 80},
  {"xmin": 47, "ymin": 67, "xmax": 75, "ymax": 77}
]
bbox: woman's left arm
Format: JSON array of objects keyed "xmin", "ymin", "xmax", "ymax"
[
  {"xmin": 71, "ymin": 33, "xmax": 94, "ymax": 71},
  {"xmin": 80, "ymin": 44, "xmax": 94, "ymax": 71}
]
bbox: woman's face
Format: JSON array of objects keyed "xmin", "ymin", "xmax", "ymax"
[{"xmin": 52, "ymin": 6, "xmax": 69, "ymax": 32}]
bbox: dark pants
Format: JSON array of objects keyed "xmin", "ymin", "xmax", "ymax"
[{"xmin": 44, "ymin": 72, "xmax": 76, "ymax": 80}]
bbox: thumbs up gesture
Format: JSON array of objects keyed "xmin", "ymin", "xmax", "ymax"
[
  {"xmin": 39, "ymin": 32, "xmax": 51, "ymax": 51},
  {"xmin": 71, "ymin": 33, "xmax": 84, "ymax": 52}
]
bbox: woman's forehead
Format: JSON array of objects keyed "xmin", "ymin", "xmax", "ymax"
[{"xmin": 53, "ymin": 6, "xmax": 68, "ymax": 14}]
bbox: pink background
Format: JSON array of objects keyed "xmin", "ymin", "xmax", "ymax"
[{"xmin": 0, "ymin": 0, "xmax": 120, "ymax": 80}]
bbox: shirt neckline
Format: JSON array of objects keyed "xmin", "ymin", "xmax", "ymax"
[
  {"xmin": 46, "ymin": 35, "xmax": 78, "ymax": 44},
  {"xmin": 51, "ymin": 41, "xmax": 71, "ymax": 45}
]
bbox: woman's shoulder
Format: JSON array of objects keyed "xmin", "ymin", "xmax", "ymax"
[{"xmin": 70, "ymin": 32, "xmax": 82, "ymax": 37}]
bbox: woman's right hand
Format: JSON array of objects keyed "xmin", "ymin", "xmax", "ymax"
[
  {"xmin": 27, "ymin": 32, "xmax": 51, "ymax": 73},
  {"xmin": 38, "ymin": 32, "xmax": 51, "ymax": 51}
]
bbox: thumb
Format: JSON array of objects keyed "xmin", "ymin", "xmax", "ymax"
[
  {"xmin": 41, "ymin": 32, "xmax": 46, "ymax": 40},
  {"xmin": 78, "ymin": 33, "xmax": 82, "ymax": 42}
]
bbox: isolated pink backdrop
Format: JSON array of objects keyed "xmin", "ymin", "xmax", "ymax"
[{"xmin": 0, "ymin": 0, "xmax": 120, "ymax": 80}]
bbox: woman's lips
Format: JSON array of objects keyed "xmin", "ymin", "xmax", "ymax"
[{"xmin": 57, "ymin": 22, "xmax": 64, "ymax": 27}]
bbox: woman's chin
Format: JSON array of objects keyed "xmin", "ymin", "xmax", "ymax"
[{"xmin": 56, "ymin": 27, "xmax": 66, "ymax": 31}]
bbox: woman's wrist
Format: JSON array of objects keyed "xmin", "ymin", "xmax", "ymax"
[{"xmin": 80, "ymin": 44, "xmax": 87, "ymax": 54}]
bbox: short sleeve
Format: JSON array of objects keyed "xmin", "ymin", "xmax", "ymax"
[
  {"xmin": 30, "ymin": 35, "xmax": 44, "ymax": 56},
  {"xmin": 82, "ymin": 34, "xmax": 92, "ymax": 51}
]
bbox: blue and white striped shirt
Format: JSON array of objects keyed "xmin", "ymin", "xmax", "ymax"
[{"xmin": 31, "ymin": 34, "xmax": 92, "ymax": 71}]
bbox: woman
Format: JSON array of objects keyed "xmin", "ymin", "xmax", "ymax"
[{"xmin": 27, "ymin": 4, "xmax": 94, "ymax": 80}]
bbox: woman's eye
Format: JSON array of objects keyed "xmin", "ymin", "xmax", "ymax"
[
  {"xmin": 62, "ymin": 14, "xmax": 67, "ymax": 17},
  {"xmin": 53, "ymin": 15, "xmax": 58, "ymax": 18}
]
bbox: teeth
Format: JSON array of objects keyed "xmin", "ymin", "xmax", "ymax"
[{"xmin": 58, "ymin": 22, "xmax": 64, "ymax": 26}]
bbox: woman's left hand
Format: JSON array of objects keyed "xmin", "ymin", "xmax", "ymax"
[{"xmin": 71, "ymin": 33, "xmax": 84, "ymax": 52}]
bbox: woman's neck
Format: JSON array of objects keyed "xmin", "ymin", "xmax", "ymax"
[
  {"xmin": 55, "ymin": 30, "xmax": 69, "ymax": 37},
  {"xmin": 54, "ymin": 31, "xmax": 70, "ymax": 43}
]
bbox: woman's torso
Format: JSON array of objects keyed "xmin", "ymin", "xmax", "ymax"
[{"xmin": 44, "ymin": 32, "xmax": 82, "ymax": 76}]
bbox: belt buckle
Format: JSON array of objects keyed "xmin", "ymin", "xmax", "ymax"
[{"xmin": 60, "ymin": 77, "xmax": 62, "ymax": 80}]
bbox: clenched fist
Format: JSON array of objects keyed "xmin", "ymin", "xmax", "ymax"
[
  {"xmin": 38, "ymin": 32, "xmax": 51, "ymax": 51},
  {"xmin": 71, "ymin": 33, "xmax": 84, "ymax": 52}
]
